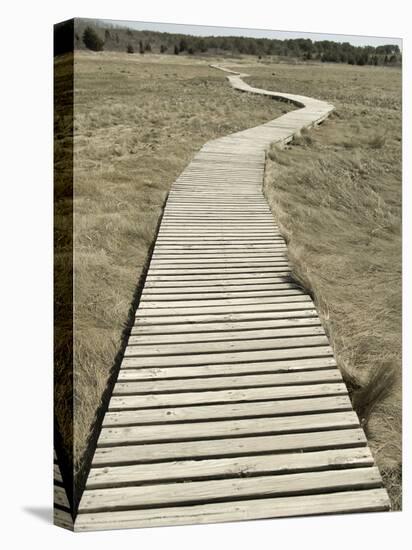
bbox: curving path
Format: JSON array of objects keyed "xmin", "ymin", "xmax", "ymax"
[{"xmin": 71, "ymin": 66, "xmax": 389, "ymax": 531}]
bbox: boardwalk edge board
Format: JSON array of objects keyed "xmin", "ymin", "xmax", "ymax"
[
  {"xmin": 54, "ymin": 449, "xmax": 74, "ymax": 531},
  {"xmin": 73, "ymin": 65, "xmax": 390, "ymax": 531}
]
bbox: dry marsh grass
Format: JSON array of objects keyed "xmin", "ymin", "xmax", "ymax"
[
  {"xmin": 241, "ymin": 61, "xmax": 401, "ymax": 508},
  {"xmin": 55, "ymin": 51, "xmax": 293, "ymax": 503}
]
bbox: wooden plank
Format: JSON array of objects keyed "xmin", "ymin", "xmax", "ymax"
[
  {"xmin": 117, "ymin": 357, "xmax": 337, "ymax": 380},
  {"xmin": 153, "ymin": 247, "xmax": 287, "ymax": 253},
  {"xmin": 154, "ymin": 243, "xmax": 286, "ymax": 249},
  {"xmin": 86, "ymin": 447, "xmax": 374, "ymax": 488},
  {"xmin": 165, "ymin": 212, "xmax": 271, "ymax": 216},
  {"xmin": 160, "ymin": 220, "xmax": 276, "ymax": 225},
  {"xmin": 132, "ymin": 315, "xmax": 321, "ymax": 335},
  {"xmin": 138, "ymin": 295, "xmax": 309, "ymax": 310},
  {"xmin": 149, "ymin": 261, "xmax": 290, "ymax": 270},
  {"xmin": 146, "ymin": 270, "xmax": 291, "ymax": 281},
  {"xmin": 123, "ymin": 344, "xmax": 333, "ymax": 368},
  {"xmin": 103, "ymin": 395, "xmax": 351, "ymax": 425},
  {"xmin": 158, "ymin": 229, "xmax": 279, "ymax": 234},
  {"xmin": 54, "ymin": 508, "xmax": 73, "ymax": 530},
  {"xmin": 114, "ymin": 370, "xmax": 341, "ymax": 395},
  {"xmin": 121, "ymin": 345, "xmax": 333, "ymax": 369},
  {"xmin": 144, "ymin": 278, "xmax": 292, "ymax": 288},
  {"xmin": 109, "ymin": 383, "xmax": 346, "ymax": 409},
  {"xmin": 92, "ymin": 428, "xmax": 367, "ymax": 465},
  {"xmin": 151, "ymin": 254, "xmax": 288, "ymax": 262},
  {"xmin": 79, "ymin": 467, "xmax": 381, "ymax": 512},
  {"xmin": 157, "ymin": 234, "xmax": 280, "ymax": 239},
  {"xmin": 141, "ymin": 287, "xmax": 300, "ymax": 299},
  {"xmin": 136, "ymin": 301, "xmax": 313, "ymax": 319},
  {"xmin": 75, "ymin": 488, "xmax": 390, "ymax": 530},
  {"xmin": 141, "ymin": 287, "xmax": 300, "ymax": 298},
  {"xmin": 128, "ymin": 325, "xmax": 324, "ymax": 344},
  {"xmin": 140, "ymin": 291, "xmax": 306, "ymax": 303},
  {"xmin": 54, "ymin": 485, "xmax": 70, "ymax": 508},
  {"xmin": 98, "ymin": 411, "xmax": 357, "ymax": 445},
  {"xmin": 54, "ymin": 463, "xmax": 63, "ymax": 483},
  {"xmin": 160, "ymin": 224, "xmax": 278, "ymax": 228},
  {"xmin": 159, "ymin": 226, "xmax": 279, "ymax": 231},
  {"xmin": 133, "ymin": 310, "xmax": 318, "ymax": 327},
  {"xmin": 161, "ymin": 206, "xmax": 271, "ymax": 210},
  {"xmin": 162, "ymin": 209, "xmax": 270, "ymax": 213},
  {"xmin": 161, "ymin": 217, "xmax": 276, "ymax": 222},
  {"xmin": 125, "ymin": 331, "xmax": 329, "ymax": 357},
  {"xmin": 146, "ymin": 266, "xmax": 290, "ymax": 275},
  {"xmin": 164, "ymin": 203, "xmax": 269, "ymax": 207},
  {"xmin": 123, "ymin": 335, "xmax": 329, "ymax": 358},
  {"xmin": 155, "ymin": 240, "xmax": 285, "ymax": 245}
]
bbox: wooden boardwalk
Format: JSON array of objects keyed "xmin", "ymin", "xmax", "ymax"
[
  {"xmin": 54, "ymin": 449, "xmax": 73, "ymax": 530},
  {"xmin": 75, "ymin": 67, "xmax": 390, "ymax": 531}
]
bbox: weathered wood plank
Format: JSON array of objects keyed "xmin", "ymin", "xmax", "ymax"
[
  {"xmin": 54, "ymin": 485, "xmax": 70, "ymax": 508},
  {"xmin": 103, "ymin": 395, "xmax": 351, "ymax": 425},
  {"xmin": 146, "ymin": 270, "xmax": 291, "ymax": 281},
  {"xmin": 121, "ymin": 345, "xmax": 333, "ymax": 369},
  {"xmin": 80, "ymin": 467, "xmax": 381, "ymax": 511},
  {"xmin": 92, "ymin": 428, "xmax": 367, "ymax": 465},
  {"xmin": 151, "ymin": 254, "xmax": 289, "ymax": 262},
  {"xmin": 131, "ymin": 315, "xmax": 321, "ymax": 335},
  {"xmin": 133, "ymin": 310, "xmax": 319, "ymax": 327},
  {"xmin": 136, "ymin": 301, "xmax": 314, "ymax": 319},
  {"xmin": 124, "ymin": 334, "xmax": 328, "ymax": 358},
  {"xmin": 109, "ymin": 383, "xmax": 347, "ymax": 409},
  {"xmin": 152, "ymin": 250, "xmax": 287, "ymax": 261},
  {"xmin": 149, "ymin": 263, "xmax": 290, "ymax": 272},
  {"xmin": 87, "ymin": 447, "xmax": 374, "ymax": 488},
  {"xmin": 117, "ymin": 357, "xmax": 336, "ymax": 380},
  {"xmin": 113, "ymin": 369, "xmax": 341, "ymax": 394},
  {"xmin": 129, "ymin": 325, "xmax": 324, "ymax": 344},
  {"xmin": 144, "ymin": 278, "xmax": 292, "ymax": 288},
  {"xmin": 54, "ymin": 463, "xmax": 63, "ymax": 483},
  {"xmin": 98, "ymin": 411, "xmax": 357, "ymax": 445},
  {"xmin": 75, "ymin": 488, "xmax": 390, "ymax": 530},
  {"xmin": 149, "ymin": 268, "xmax": 290, "ymax": 280},
  {"xmin": 141, "ymin": 288, "xmax": 300, "ymax": 299},
  {"xmin": 54, "ymin": 508, "xmax": 73, "ymax": 530},
  {"xmin": 153, "ymin": 247, "xmax": 287, "ymax": 254},
  {"xmin": 138, "ymin": 295, "xmax": 309, "ymax": 310}
]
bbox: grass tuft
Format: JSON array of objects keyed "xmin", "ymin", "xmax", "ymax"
[
  {"xmin": 351, "ymin": 363, "xmax": 397, "ymax": 428},
  {"xmin": 368, "ymin": 132, "xmax": 387, "ymax": 149},
  {"xmin": 292, "ymin": 127, "xmax": 313, "ymax": 147}
]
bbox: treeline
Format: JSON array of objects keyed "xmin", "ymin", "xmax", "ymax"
[{"xmin": 74, "ymin": 19, "xmax": 401, "ymax": 67}]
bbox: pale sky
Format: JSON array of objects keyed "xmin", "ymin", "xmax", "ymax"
[{"xmin": 104, "ymin": 18, "xmax": 402, "ymax": 48}]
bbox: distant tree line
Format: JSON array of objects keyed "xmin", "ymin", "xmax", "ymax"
[{"xmin": 74, "ymin": 21, "xmax": 401, "ymax": 67}]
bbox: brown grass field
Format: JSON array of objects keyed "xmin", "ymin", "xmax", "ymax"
[{"xmin": 55, "ymin": 51, "xmax": 401, "ymax": 509}]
